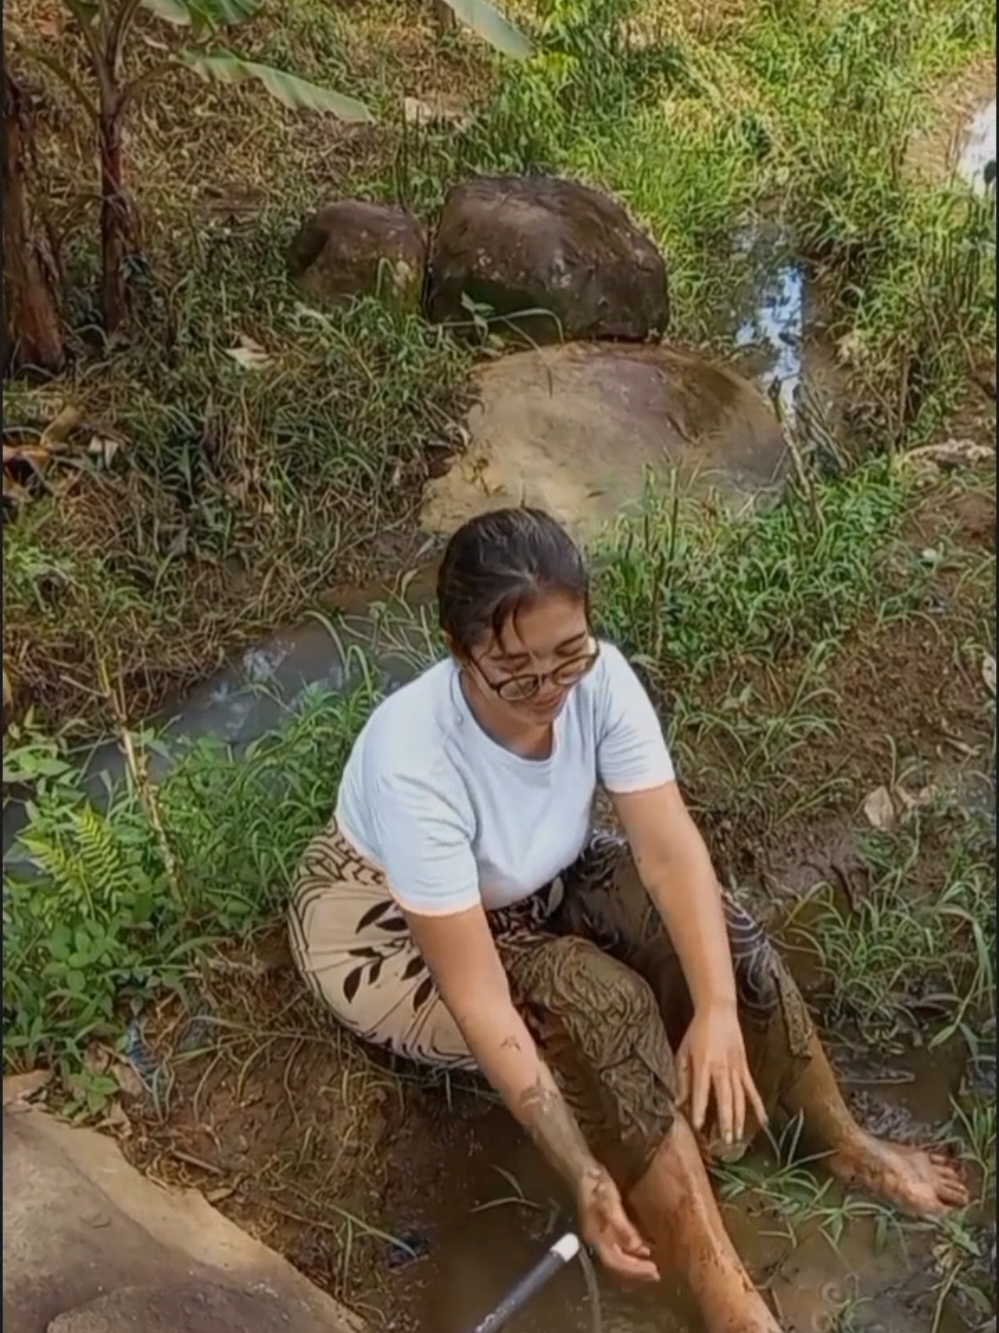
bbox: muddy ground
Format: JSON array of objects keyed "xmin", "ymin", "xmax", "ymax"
[{"xmin": 98, "ymin": 456, "xmax": 997, "ymax": 1333}]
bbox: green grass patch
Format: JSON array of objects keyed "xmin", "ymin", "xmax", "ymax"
[
  {"xmin": 788, "ymin": 800, "xmax": 997, "ymax": 1060},
  {"xmin": 592, "ymin": 457, "xmax": 917, "ymax": 682},
  {"xmin": 3, "ymin": 675, "xmax": 379, "ymax": 1071}
]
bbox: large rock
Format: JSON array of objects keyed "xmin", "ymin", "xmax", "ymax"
[
  {"xmin": 47, "ymin": 1282, "xmax": 329, "ymax": 1333},
  {"xmin": 2, "ymin": 1105, "xmax": 364, "ymax": 1333},
  {"xmin": 287, "ymin": 200, "xmax": 426, "ymax": 312},
  {"xmin": 419, "ymin": 343, "xmax": 789, "ymax": 541},
  {"xmin": 425, "ymin": 176, "xmax": 668, "ymax": 344}
]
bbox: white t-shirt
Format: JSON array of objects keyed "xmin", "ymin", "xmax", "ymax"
[{"xmin": 335, "ymin": 641, "xmax": 675, "ymax": 916}]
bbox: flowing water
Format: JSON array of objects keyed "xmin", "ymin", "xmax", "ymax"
[{"xmin": 959, "ymin": 98, "xmax": 997, "ymax": 193}]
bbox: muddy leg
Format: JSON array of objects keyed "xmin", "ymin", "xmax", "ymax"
[
  {"xmin": 628, "ymin": 1118, "xmax": 782, "ymax": 1333},
  {"xmin": 554, "ymin": 833, "xmax": 814, "ymax": 1160},
  {"xmin": 781, "ymin": 1033, "xmax": 970, "ymax": 1218},
  {"xmin": 555, "ymin": 831, "xmax": 970, "ymax": 1217},
  {"xmin": 502, "ymin": 933, "xmax": 781, "ymax": 1333}
]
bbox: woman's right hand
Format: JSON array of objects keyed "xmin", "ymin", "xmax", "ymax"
[{"xmin": 576, "ymin": 1164, "xmax": 660, "ymax": 1284}]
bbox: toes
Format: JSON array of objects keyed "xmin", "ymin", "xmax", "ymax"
[
  {"xmin": 928, "ymin": 1149, "xmax": 958, "ymax": 1167},
  {"xmin": 937, "ymin": 1180, "xmax": 970, "ymax": 1206}
]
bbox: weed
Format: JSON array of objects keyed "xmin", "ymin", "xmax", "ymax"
[
  {"xmin": 591, "ymin": 458, "xmax": 919, "ymax": 688},
  {"xmin": 3, "ymin": 297, "xmax": 472, "ymax": 730},
  {"xmin": 788, "ymin": 800, "xmax": 996, "ymax": 1058}
]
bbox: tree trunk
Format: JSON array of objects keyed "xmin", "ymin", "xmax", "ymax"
[
  {"xmin": 98, "ymin": 103, "xmax": 134, "ymax": 335},
  {"xmin": 2, "ymin": 66, "xmax": 65, "ymax": 376}
]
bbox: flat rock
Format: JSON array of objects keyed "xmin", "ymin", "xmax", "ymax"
[
  {"xmin": 420, "ymin": 342, "xmax": 789, "ymax": 541},
  {"xmin": 287, "ymin": 200, "xmax": 426, "ymax": 312},
  {"xmin": 46, "ymin": 1282, "xmax": 319, "ymax": 1333},
  {"xmin": 426, "ymin": 175, "xmax": 668, "ymax": 343},
  {"xmin": 3, "ymin": 1108, "xmax": 363, "ymax": 1333}
]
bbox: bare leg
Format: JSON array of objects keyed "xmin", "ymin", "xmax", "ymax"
[
  {"xmin": 556, "ymin": 834, "xmax": 971, "ymax": 1219},
  {"xmin": 783, "ymin": 1032, "xmax": 970, "ymax": 1217},
  {"xmin": 628, "ymin": 1116, "xmax": 782, "ymax": 1333},
  {"xmin": 503, "ymin": 931, "xmax": 780, "ymax": 1333}
]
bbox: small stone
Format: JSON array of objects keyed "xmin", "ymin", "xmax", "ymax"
[{"xmin": 287, "ymin": 201, "xmax": 427, "ymax": 314}]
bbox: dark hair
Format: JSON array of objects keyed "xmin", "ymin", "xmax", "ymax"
[{"xmin": 437, "ymin": 507, "xmax": 590, "ymax": 655}]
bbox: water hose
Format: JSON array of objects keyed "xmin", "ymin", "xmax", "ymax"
[{"xmin": 463, "ymin": 1232, "xmax": 603, "ymax": 1333}]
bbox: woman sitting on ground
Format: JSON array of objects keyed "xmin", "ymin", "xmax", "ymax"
[{"xmin": 289, "ymin": 507, "xmax": 967, "ymax": 1333}]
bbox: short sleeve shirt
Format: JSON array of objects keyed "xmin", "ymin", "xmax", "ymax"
[{"xmin": 335, "ymin": 642, "xmax": 675, "ymax": 915}]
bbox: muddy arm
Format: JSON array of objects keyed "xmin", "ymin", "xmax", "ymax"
[
  {"xmin": 610, "ymin": 781, "xmax": 739, "ymax": 1015},
  {"xmin": 404, "ymin": 903, "xmax": 602, "ymax": 1189}
]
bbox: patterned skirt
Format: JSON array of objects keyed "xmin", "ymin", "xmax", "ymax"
[{"xmin": 288, "ymin": 818, "xmax": 815, "ymax": 1182}]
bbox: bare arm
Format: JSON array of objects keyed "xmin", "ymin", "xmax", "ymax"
[
  {"xmin": 611, "ymin": 779, "xmax": 766, "ymax": 1139},
  {"xmin": 404, "ymin": 901, "xmax": 658, "ymax": 1281},
  {"xmin": 611, "ymin": 779, "xmax": 737, "ymax": 1011},
  {"xmin": 403, "ymin": 903, "xmax": 600, "ymax": 1191}
]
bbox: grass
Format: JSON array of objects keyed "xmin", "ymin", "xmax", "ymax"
[
  {"xmin": 2, "ymin": 0, "xmax": 996, "ymax": 1325},
  {"xmin": 787, "ymin": 800, "xmax": 996, "ymax": 1058}
]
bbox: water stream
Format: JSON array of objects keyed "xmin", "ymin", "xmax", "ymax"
[{"xmin": 959, "ymin": 98, "xmax": 997, "ymax": 193}]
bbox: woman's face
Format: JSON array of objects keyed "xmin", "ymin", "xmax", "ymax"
[{"xmin": 463, "ymin": 591, "xmax": 596, "ymax": 725}]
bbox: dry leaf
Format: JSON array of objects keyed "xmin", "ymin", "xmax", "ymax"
[
  {"xmin": 113, "ymin": 1059, "xmax": 147, "ymax": 1099},
  {"xmin": 904, "ymin": 439, "xmax": 995, "ymax": 471},
  {"xmin": 225, "ymin": 335, "xmax": 272, "ymax": 371},
  {"xmin": 41, "ymin": 404, "xmax": 82, "ymax": 446},
  {"xmin": 205, "ymin": 1186, "xmax": 236, "ymax": 1204},
  {"xmin": 894, "ymin": 784, "xmax": 936, "ymax": 818},
  {"xmin": 3, "ymin": 441, "xmax": 55, "ymax": 473},
  {"xmin": 983, "ymin": 653, "xmax": 996, "ymax": 698},
  {"xmin": 87, "ymin": 435, "xmax": 123, "ymax": 466},
  {"xmin": 3, "ymin": 1068, "xmax": 52, "ymax": 1109},
  {"xmin": 862, "ymin": 785, "xmax": 897, "ymax": 831}
]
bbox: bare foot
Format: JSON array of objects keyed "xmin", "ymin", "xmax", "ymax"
[{"xmin": 829, "ymin": 1132, "xmax": 970, "ymax": 1217}]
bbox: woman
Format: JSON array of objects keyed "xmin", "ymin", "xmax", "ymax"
[{"xmin": 290, "ymin": 508, "xmax": 967, "ymax": 1332}]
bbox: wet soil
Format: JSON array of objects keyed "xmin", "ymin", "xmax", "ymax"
[
  {"xmin": 907, "ymin": 56, "xmax": 997, "ymax": 190},
  {"xmin": 120, "ymin": 949, "xmax": 991, "ymax": 1333}
]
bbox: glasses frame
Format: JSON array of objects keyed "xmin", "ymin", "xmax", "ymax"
[{"xmin": 473, "ymin": 640, "xmax": 602, "ymax": 704}]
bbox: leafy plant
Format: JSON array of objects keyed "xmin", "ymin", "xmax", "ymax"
[
  {"xmin": 4, "ymin": 0, "xmax": 531, "ymax": 336},
  {"xmin": 2, "ymin": 671, "xmax": 377, "ymax": 1070}
]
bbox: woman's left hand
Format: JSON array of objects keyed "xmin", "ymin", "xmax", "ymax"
[{"xmin": 675, "ymin": 999, "xmax": 768, "ymax": 1146}]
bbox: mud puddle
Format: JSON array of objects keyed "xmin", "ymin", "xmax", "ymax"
[{"xmin": 369, "ymin": 1035, "xmax": 985, "ymax": 1333}]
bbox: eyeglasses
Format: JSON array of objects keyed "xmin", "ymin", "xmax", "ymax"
[{"xmin": 475, "ymin": 642, "xmax": 601, "ymax": 703}]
